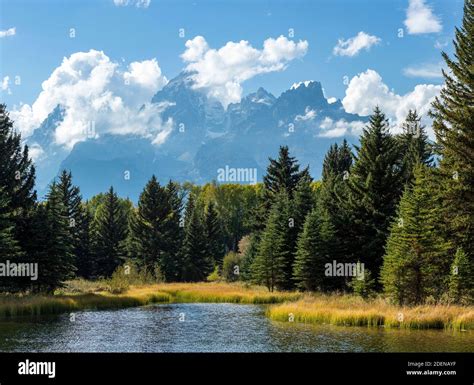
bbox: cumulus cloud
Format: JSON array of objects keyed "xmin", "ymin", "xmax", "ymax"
[
  {"xmin": 0, "ymin": 27, "xmax": 16, "ymax": 38},
  {"xmin": 342, "ymin": 69, "xmax": 442, "ymax": 137},
  {"xmin": 318, "ymin": 117, "xmax": 365, "ymax": 138},
  {"xmin": 403, "ymin": 62, "xmax": 445, "ymax": 78},
  {"xmin": 181, "ymin": 35, "xmax": 308, "ymax": 107},
  {"xmin": 295, "ymin": 107, "xmax": 317, "ymax": 122},
  {"xmin": 404, "ymin": 0, "xmax": 442, "ymax": 34},
  {"xmin": 333, "ymin": 31, "xmax": 381, "ymax": 57},
  {"xmin": 113, "ymin": 0, "xmax": 150, "ymax": 8},
  {"xmin": 10, "ymin": 50, "xmax": 170, "ymax": 149}
]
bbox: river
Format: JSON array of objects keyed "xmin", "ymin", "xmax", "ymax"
[{"xmin": 0, "ymin": 303, "xmax": 472, "ymax": 352}]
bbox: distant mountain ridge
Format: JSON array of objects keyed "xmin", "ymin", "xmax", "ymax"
[{"xmin": 28, "ymin": 72, "xmax": 368, "ymax": 201}]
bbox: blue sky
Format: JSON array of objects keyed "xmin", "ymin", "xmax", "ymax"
[{"xmin": 1, "ymin": 0, "xmax": 462, "ymax": 106}]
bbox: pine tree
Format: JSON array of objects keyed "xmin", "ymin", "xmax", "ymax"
[
  {"xmin": 92, "ymin": 187, "xmax": 128, "ymax": 278},
  {"xmin": 38, "ymin": 183, "xmax": 76, "ymax": 292},
  {"xmin": 181, "ymin": 194, "xmax": 213, "ymax": 281},
  {"xmin": 449, "ymin": 247, "xmax": 473, "ymax": 304},
  {"xmin": 252, "ymin": 192, "xmax": 291, "ymax": 291},
  {"xmin": 161, "ymin": 180, "xmax": 184, "ymax": 281},
  {"xmin": 0, "ymin": 188, "xmax": 22, "ymax": 291},
  {"xmin": 381, "ymin": 166, "xmax": 451, "ymax": 305},
  {"xmin": 0, "ymin": 104, "xmax": 36, "ymax": 257},
  {"xmin": 397, "ymin": 110, "xmax": 433, "ymax": 184},
  {"xmin": 204, "ymin": 201, "xmax": 225, "ymax": 267},
  {"xmin": 322, "ymin": 139, "xmax": 353, "ymax": 181},
  {"xmin": 75, "ymin": 203, "xmax": 94, "ymax": 278},
  {"xmin": 293, "ymin": 207, "xmax": 335, "ymax": 291},
  {"xmin": 430, "ymin": 0, "xmax": 474, "ymax": 266},
  {"xmin": 128, "ymin": 176, "xmax": 173, "ymax": 274},
  {"xmin": 292, "ymin": 172, "xmax": 315, "ymax": 235},
  {"xmin": 263, "ymin": 145, "xmax": 309, "ymax": 200},
  {"xmin": 346, "ymin": 107, "xmax": 404, "ymax": 281}
]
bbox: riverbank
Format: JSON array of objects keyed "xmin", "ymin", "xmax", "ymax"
[
  {"xmin": 0, "ymin": 282, "xmax": 472, "ymax": 330},
  {"xmin": 267, "ymin": 295, "xmax": 474, "ymax": 330}
]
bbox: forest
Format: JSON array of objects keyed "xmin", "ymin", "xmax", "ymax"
[{"xmin": 0, "ymin": 1, "xmax": 472, "ymax": 311}]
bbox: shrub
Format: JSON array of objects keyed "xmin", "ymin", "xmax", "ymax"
[{"xmin": 222, "ymin": 252, "xmax": 242, "ymax": 282}]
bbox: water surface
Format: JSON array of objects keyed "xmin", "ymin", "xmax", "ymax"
[{"xmin": 0, "ymin": 303, "xmax": 472, "ymax": 352}]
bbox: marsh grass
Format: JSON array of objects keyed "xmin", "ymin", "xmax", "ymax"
[{"xmin": 267, "ymin": 294, "xmax": 474, "ymax": 330}]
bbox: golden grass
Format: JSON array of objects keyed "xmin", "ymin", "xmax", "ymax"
[
  {"xmin": 150, "ymin": 282, "xmax": 301, "ymax": 304},
  {"xmin": 267, "ymin": 294, "xmax": 474, "ymax": 330},
  {"xmin": 0, "ymin": 282, "xmax": 299, "ymax": 319}
]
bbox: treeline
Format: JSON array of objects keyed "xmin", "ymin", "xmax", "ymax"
[{"xmin": 0, "ymin": 1, "xmax": 472, "ymax": 305}]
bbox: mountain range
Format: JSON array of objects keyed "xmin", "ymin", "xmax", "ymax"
[{"xmin": 27, "ymin": 72, "xmax": 368, "ymax": 201}]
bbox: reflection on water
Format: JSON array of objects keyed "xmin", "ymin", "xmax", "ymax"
[{"xmin": 0, "ymin": 303, "xmax": 472, "ymax": 352}]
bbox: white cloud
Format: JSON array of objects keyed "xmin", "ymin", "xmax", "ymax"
[
  {"xmin": 11, "ymin": 50, "xmax": 170, "ymax": 149},
  {"xmin": 182, "ymin": 35, "xmax": 308, "ymax": 107},
  {"xmin": 404, "ymin": 0, "xmax": 442, "ymax": 34},
  {"xmin": 0, "ymin": 27, "xmax": 16, "ymax": 38},
  {"xmin": 1, "ymin": 76, "xmax": 9, "ymax": 91},
  {"xmin": 342, "ymin": 69, "xmax": 442, "ymax": 137},
  {"xmin": 318, "ymin": 117, "xmax": 365, "ymax": 138},
  {"xmin": 327, "ymin": 97, "xmax": 338, "ymax": 104},
  {"xmin": 295, "ymin": 107, "xmax": 317, "ymax": 122},
  {"xmin": 403, "ymin": 62, "xmax": 444, "ymax": 78},
  {"xmin": 113, "ymin": 0, "xmax": 150, "ymax": 8},
  {"xmin": 333, "ymin": 31, "xmax": 381, "ymax": 57}
]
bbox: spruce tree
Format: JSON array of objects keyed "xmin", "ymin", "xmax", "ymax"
[
  {"xmin": 252, "ymin": 192, "xmax": 291, "ymax": 291},
  {"xmin": 0, "ymin": 188, "xmax": 22, "ymax": 291},
  {"xmin": 449, "ymin": 247, "xmax": 473, "ymax": 304},
  {"xmin": 0, "ymin": 104, "xmax": 36, "ymax": 257},
  {"xmin": 293, "ymin": 207, "xmax": 335, "ymax": 291},
  {"xmin": 346, "ymin": 107, "xmax": 404, "ymax": 281},
  {"xmin": 92, "ymin": 187, "xmax": 128, "ymax": 278},
  {"xmin": 322, "ymin": 139, "xmax": 353, "ymax": 181},
  {"xmin": 75, "ymin": 203, "xmax": 94, "ymax": 278},
  {"xmin": 397, "ymin": 110, "xmax": 433, "ymax": 184},
  {"xmin": 39, "ymin": 183, "xmax": 76, "ymax": 292},
  {"xmin": 161, "ymin": 180, "xmax": 184, "ymax": 281},
  {"xmin": 430, "ymin": 0, "xmax": 474, "ymax": 265},
  {"xmin": 204, "ymin": 201, "xmax": 225, "ymax": 267},
  {"xmin": 181, "ymin": 194, "xmax": 213, "ymax": 281},
  {"xmin": 381, "ymin": 166, "xmax": 451, "ymax": 305},
  {"xmin": 129, "ymin": 176, "xmax": 173, "ymax": 274}
]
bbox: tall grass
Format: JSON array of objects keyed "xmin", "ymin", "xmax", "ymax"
[{"xmin": 267, "ymin": 294, "xmax": 474, "ymax": 330}]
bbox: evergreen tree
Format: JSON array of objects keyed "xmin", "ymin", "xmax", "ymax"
[
  {"xmin": 293, "ymin": 207, "xmax": 335, "ymax": 291},
  {"xmin": 292, "ymin": 172, "xmax": 315, "ymax": 235},
  {"xmin": 397, "ymin": 110, "xmax": 433, "ymax": 184},
  {"xmin": 381, "ymin": 166, "xmax": 451, "ymax": 305},
  {"xmin": 37, "ymin": 183, "xmax": 76, "ymax": 292},
  {"xmin": 128, "ymin": 176, "xmax": 173, "ymax": 274},
  {"xmin": 263, "ymin": 145, "xmax": 309, "ymax": 199},
  {"xmin": 204, "ymin": 201, "xmax": 225, "ymax": 267},
  {"xmin": 430, "ymin": 0, "xmax": 474, "ymax": 266},
  {"xmin": 322, "ymin": 139, "xmax": 353, "ymax": 181},
  {"xmin": 0, "ymin": 188, "xmax": 22, "ymax": 291},
  {"xmin": 161, "ymin": 180, "xmax": 184, "ymax": 281},
  {"xmin": 346, "ymin": 107, "xmax": 404, "ymax": 281},
  {"xmin": 92, "ymin": 187, "xmax": 128, "ymax": 278},
  {"xmin": 0, "ymin": 104, "xmax": 36, "ymax": 256},
  {"xmin": 449, "ymin": 247, "xmax": 474, "ymax": 304},
  {"xmin": 75, "ymin": 203, "xmax": 94, "ymax": 278},
  {"xmin": 252, "ymin": 192, "xmax": 292, "ymax": 291},
  {"xmin": 181, "ymin": 194, "xmax": 213, "ymax": 281}
]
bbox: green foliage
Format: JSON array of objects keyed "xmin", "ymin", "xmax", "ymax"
[
  {"xmin": 92, "ymin": 187, "xmax": 129, "ymax": 278},
  {"xmin": 430, "ymin": 0, "xmax": 474, "ymax": 281},
  {"xmin": 346, "ymin": 107, "xmax": 404, "ymax": 280},
  {"xmin": 349, "ymin": 265, "xmax": 376, "ymax": 299},
  {"xmin": 381, "ymin": 166, "xmax": 451, "ymax": 305},
  {"xmin": 181, "ymin": 194, "xmax": 213, "ymax": 281},
  {"xmin": 293, "ymin": 207, "xmax": 335, "ymax": 291},
  {"xmin": 252, "ymin": 192, "xmax": 292, "ymax": 291},
  {"xmin": 449, "ymin": 248, "xmax": 474, "ymax": 304},
  {"xmin": 204, "ymin": 201, "xmax": 225, "ymax": 266},
  {"xmin": 222, "ymin": 252, "xmax": 242, "ymax": 282}
]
